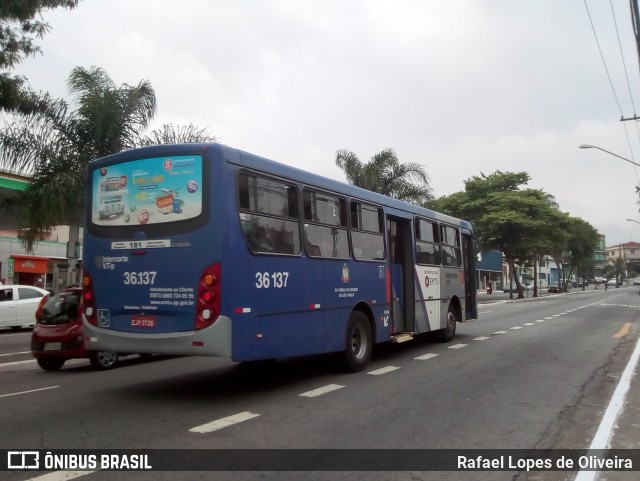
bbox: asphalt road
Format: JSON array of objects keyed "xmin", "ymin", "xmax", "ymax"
[{"xmin": 0, "ymin": 287, "xmax": 638, "ymax": 481}]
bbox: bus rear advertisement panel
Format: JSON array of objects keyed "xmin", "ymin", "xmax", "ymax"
[{"xmin": 82, "ymin": 143, "xmax": 477, "ymax": 372}]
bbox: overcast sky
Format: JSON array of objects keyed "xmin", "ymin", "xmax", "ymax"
[{"xmin": 14, "ymin": 0, "xmax": 640, "ymax": 246}]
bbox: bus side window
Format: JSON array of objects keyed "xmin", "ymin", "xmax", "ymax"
[
  {"xmin": 237, "ymin": 172, "xmax": 301, "ymax": 255},
  {"xmin": 441, "ymin": 225, "xmax": 462, "ymax": 267},
  {"xmin": 415, "ymin": 218, "xmax": 440, "ymax": 265},
  {"xmin": 303, "ymin": 189, "xmax": 349, "ymax": 259},
  {"xmin": 351, "ymin": 201, "xmax": 385, "ymax": 261}
]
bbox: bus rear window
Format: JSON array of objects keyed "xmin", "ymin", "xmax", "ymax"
[{"xmin": 90, "ymin": 155, "xmax": 203, "ymax": 227}]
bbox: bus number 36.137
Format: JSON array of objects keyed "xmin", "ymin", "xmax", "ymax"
[
  {"xmin": 255, "ymin": 272, "xmax": 289, "ymax": 289},
  {"xmin": 123, "ymin": 271, "xmax": 157, "ymax": 285}
]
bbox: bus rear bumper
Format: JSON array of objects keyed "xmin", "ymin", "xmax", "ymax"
[{"xmin": 82, "ymin": 316, "xmax": 233, "ymax": 358}]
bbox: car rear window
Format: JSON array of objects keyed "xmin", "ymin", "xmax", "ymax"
[{"xmin": 39, "ymin": 291, "xmax": 81, "ymax": 325}]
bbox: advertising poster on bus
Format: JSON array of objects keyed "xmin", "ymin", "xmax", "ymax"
[{"xmin": 91, "ymin": 155, "xmax": 203, "ymax": 226}]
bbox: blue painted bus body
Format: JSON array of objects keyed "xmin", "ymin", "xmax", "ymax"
[{"xmin": 82, "ymin": 143, "xmax": 476, "ymax": 363}]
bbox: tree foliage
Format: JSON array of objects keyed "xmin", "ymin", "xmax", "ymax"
[
  {"xmin": 0, "ymin": 0, "xmax": 80, "ymax": 112},
  {"xmin": 335, "ymin": 148, "xmax": 433, "ymax": 205},
  {"xmin": 433, "ymin": 170, "xmax": 598, "ymax": 298},
  {"xmin": 0, "ymin": 65, "xmax": 216, "ymax": 251}
]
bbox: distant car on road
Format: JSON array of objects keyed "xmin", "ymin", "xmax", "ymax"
[
  {"xmin": 0, "ymin": 285, "xmax": 50, "ymax": 330},
  {"xmin": 607, "ymin": 278, "xmax": 618, "ymax": 287},
  {"xmin": 633, "ymin": 278, "xmax": 640, "ymax": 286}
]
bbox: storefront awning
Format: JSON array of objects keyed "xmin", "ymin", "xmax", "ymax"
[{"xmin": 12, "ymin": 255, "xmax": 49, "ymax": 274}]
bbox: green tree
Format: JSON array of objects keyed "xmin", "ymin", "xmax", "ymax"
[
  {"xmin": 1, "ymin": 0, "xmax": 80, "ymax": 112},
  {"xmin": 565, "ymin": 217, "xmax": 599, "ymax": 290},
  {"xmin": 434, "ymin": 171, "xmax": 561, "ymax": 299},
  {"xmin": 0, "ymin": 66, "xmax": 217, "ymax": 255},
  {"xmin": 335, "ymin": 148, "xmax": 433, "ymax": 204}
]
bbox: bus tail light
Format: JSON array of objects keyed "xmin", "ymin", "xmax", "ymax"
[
  {"xmin": 196, "ymin": 263, "xmax": 221, "ymax": 330},
  {"xmin": 82, "ymin": 270, "xmax": 98, "ymax": 326}
]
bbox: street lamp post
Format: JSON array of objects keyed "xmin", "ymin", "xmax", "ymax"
[{"xmin": 579, "ymin": 144, "xmax": 640, "ymax": 168}]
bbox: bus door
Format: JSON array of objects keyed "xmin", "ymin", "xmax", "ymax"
[
  {"xmin": 462, "ymin": 229, "xmax": 478, "ymax": 321},
  {"xmin": 387, "ymin": 217, "xmax": 415, "ymax": 335}
]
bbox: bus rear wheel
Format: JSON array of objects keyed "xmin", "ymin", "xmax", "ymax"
[
  {"xmin": 342, "ymin": 311, "xmax": 372, "ymax": 372},
  {"xmin": 440, "ymin": 307, "xmax": 457, "ymax": 342},
  {"xmin": 89, "ymin": 351, "xmax": 118, "ymax": 370}
]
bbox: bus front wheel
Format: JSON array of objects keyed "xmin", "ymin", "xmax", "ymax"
[
  {"xmin": 440, "ymin": 307, "xmax": 457, "ymax": 342},
  {"xmin": 342, "ymin": 311, "xmax": 372, "ymax": 372}
]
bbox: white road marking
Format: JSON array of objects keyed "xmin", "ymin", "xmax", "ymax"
[
  {"xmin": 523, "ymin": 323, "xmax": 534, "ymax": 326},
  {"xmin": 535, "ymin": 320, "xmax": 546, "ymax": 323},
  {"xmin": 510, "ymin": 326, "xmax": 523, "ymax": 330},
  {"xmin": 414, "ymin": 353, "xmax": 439, "ymax": 360},
  {"xmin": 574, "ymin": 338, "xmax": 640, "ymax": 481},
  {"xmin": 0, "ymin": 386, "xmax": 59, "ymax": 398},
  {"xmin": 299, "ymin": 384, "xmax": 345, "ymax": 398},
  {"xmin": 367, "ymin": 366, "xmax": 400, "ymax": 375},
  {"xmin": 22, "ymin": 471, "xmax": 93, "ymax": 481},
  {"xmin": 0, "ymin": 351, "xmax": 31, "ymax": 357},
  {"xmin": 189, "ymin": 411, "xmax": 260, "ymax": 433},
  {"xmin": 493, "ymin": 331, "xmax": 508, "ymax": 335},
  {"xmin": 545, "ymin": 317, "xmax": 554, "ymax": 320},
  {"xmin": 473, "ymin": 336, "xmax": 491, "ymax": 341},
  {"xmin": 448, "ymin": 343, "xmax": 468, "ymax": 349}
]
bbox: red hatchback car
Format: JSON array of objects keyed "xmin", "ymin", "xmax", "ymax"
[{"xmin": 31, "ymin": 286, "xmax": 119, "ymax": 371}]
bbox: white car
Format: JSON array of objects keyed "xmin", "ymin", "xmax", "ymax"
[{"xmin": 0, "ymin": 285, "xmax": 50, "ymax": 330}]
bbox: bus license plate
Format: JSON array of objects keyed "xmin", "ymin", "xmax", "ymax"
[
  {"xmin": 131, "ymin": 316, "xmax": 156, "ymax": 328},
  {"xmin": 44, "ymin": 342, "xmax": 62, "ymax": 351}
]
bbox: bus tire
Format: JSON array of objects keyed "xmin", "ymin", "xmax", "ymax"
[
  {"xmin": 439, "ymin": 306, "xmax": 457, "ymax": 342},
  {"xmin": 342, "ymin": 311, "xmax": 372, "ymax": 372}
]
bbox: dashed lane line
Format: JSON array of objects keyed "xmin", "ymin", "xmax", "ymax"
[
  {"xmin": 414, "ymin": 353, "xmax": 439, "ymax": 361},
  {"xmin": 367, "ymin": 366, "xmax": 401, "ymax": 375},
  {"xmin": 299, "ymin": 384, "xmax": 345, "ymax": 398},
  {"xmin": 21, "ymin": 471, "xmax": 93, "ymax": 481},
  {"xmin": 448, "ymin": 343, "xmax": 468, "ymax": 349},
  {"xmin": 189, "ymin": 411, "xmax": 261, "ymax": 433}
]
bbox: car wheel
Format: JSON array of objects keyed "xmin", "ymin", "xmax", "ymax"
[
  {"xmin": 37, "ymin": 358, "xmax": 65, "ymax": 371},
  {"xmin": 341, "ymin": 311, "xmax": 373, "ymax": 372},
  {"xmin": 89, "ymin": 351, "xmax": 118, "ymax": 370}
]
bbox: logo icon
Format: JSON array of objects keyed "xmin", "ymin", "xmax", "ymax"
[
  {"xmin": 98, "ymin": 310, "xmax": 111, "ymax": 327},
  {"xmin": 8, "ymin": 451, "xmax": 39, "ymax": 469},
  {"xmin": 341, "ymin": 263, "xmax": 350, "ymax": 283}
]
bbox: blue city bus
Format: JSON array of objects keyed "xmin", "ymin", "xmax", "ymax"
[{"xmin": 82, "ymin": 143, "xmax": 478, "ymax": 372}]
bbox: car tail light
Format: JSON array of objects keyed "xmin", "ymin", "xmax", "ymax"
[
  {"xmin": 196, "ymin": 263, "xmax": 221, "ymax": 330},
  {"xmin": 82, "ymin": 270, "xmax": 98, "ymax": 326},
  {"xmin": 35, "ymin": 294, "xmax": 50, "ymax": 323}
]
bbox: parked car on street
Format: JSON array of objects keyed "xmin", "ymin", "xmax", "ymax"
[
  {"xmin": 633, "ymin": 278, "xmax": 640, "ymax": 286},
  {"xmin": 548, "ymin": 285, "xmax": 560, "ymax": 293},
  {"xmin": 607, "ymin": 278, "xmax": 618, "ymax": 287},
  {"xmin": 503, "ymin": 284, "xmax": 532, "ymax": 293},
  {"xmin": 31, "ymin": 286, "xmax": 122, "ymax": 371},
  {"xmin": 0, "ymin": 285, "xmax": 50, "ymax": 330}
]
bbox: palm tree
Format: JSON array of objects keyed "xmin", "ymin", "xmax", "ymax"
[
  {"xmin": 335, "ymin": 148, "xmax": 433, "ymax": 205},
  {"xmin": 0, "ymin": 66, "xmax": 216, "ymax": 256}
]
